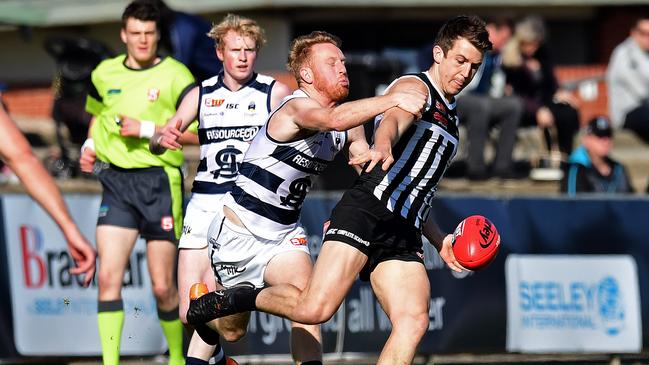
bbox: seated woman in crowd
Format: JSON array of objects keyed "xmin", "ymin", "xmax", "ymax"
[{"xmin": 502, "ymin": 15, "xmax": 580, "ymax": 158}]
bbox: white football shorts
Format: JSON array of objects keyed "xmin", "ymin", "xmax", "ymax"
[
  {"xmin": 178, "ymin": 193, "xmax": 225, "ymax": 250},
  {"xmin": 207, "ymin": 210, "xmax": 311, "ymax": 288}
]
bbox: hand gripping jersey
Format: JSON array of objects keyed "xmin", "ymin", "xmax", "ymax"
[
  {"xmin": 357, "ymin": 71, "xmax": 459, "ymax": 229},
  {"xmin": 222, "ymin": 90, "xmax": 347, "ymax": 241},
  {"xmin": 193, "ymin": 72, "xmax": 276, "ymax": 194}
]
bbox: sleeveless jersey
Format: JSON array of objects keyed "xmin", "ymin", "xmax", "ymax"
[
  {"xmin": 356, "ymin": 71, "xmax": 459, "ymax": 229},
  {"xmin": 222, "ymin": 90, "xmax": 347, "ymax": 241},
  {"xmin": 193, "ymin": 72, "xmax": 276, "ymax": 194}
]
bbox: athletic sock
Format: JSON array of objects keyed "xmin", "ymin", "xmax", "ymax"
[
  {"xmin": 301, "ymin": 361, "xmax": 323, "ymax": 365},
  {"xmin": 233, "ymin": 286, "xmax": 263, "ymax": 312},
  {"xmin": 185, "ymin": 357, "xmax": 209, "ymax": 365},
  {"xmin": 211, "ymin": 344, "xmax": 225, "ymax": 364},
  {"xmin": 194, "ymin": 323, "xmax": 220, "ymax": 345},
  {"xmin": 97, "ymin": 299, "xmax": 124, "ymax": 365},
  {"xmin": 158, "ymin": 307, "xmax": 185, "ymax": 365}
]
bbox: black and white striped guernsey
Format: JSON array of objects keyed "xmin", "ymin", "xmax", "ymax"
[{"xmin": 356, "ymin": 71, "xmax": 459, "ymax": 229}]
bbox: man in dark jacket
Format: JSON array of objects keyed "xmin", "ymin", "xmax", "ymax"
[{"xmin": 561, "ymin": 116, "xmax": 634, "ymax": 195}]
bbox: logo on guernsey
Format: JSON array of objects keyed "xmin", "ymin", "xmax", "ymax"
[
  {"xmin": 147, "ymin": 88, "xmax": 160, "ymax": 101},
  {"xmin": 435, "ymin": 100, "xmax": 446, "ymax": 112},
  {"xmin": 205, "ymin": 98, "xmax": 225, "ymax": 107},
  {"xmin": 280, "ymin": 177, "xmax": 311, "ymax": 208},
  {"xmin": 248, "ymin": 101, "xmax": 256, "ymax": 112},
  {"xmin": 434, "ymin": 112, "xmax": 448, "ymax": 127},
  {"xmin": 205, "ymin": 126, "xmax": 260, "ymax": 142},
  {"xmin": 107, "ymin": 89, "xmax": 121, "ymax": 95},
  {"xmin": 161, "ymin": 216, "xmax": 173, "ymax": 231},
  {"xmin": 212, "ymin": 145, "xmax": 242, "ymax": 179}
]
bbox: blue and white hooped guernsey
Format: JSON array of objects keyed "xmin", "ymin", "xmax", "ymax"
[
  {"xmin": 222, "ymin": 89, "xmax": 347, "ymax": 241},
  {"xmin": 193, "ymin": 72, "xmax": 276, "ymax": 195}
]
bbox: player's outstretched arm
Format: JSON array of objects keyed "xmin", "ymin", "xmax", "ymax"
[
  {"xmin": 0, "ymin": 105, "xmax": 96, "ymax": 286},
  {"xmin": 422, "ymin": 214, "xmax": 463, "ymax": 273},
  {"xmin": 150, "ymin": 86, "xmax": 200, "ymax": 155},
  {"xmin": 290, "ymin": 88, "xmax": 426, "ymax": 133},
  {"xmin": 349, "ymin": 78, "xmax": 428, "ymax": 172}
]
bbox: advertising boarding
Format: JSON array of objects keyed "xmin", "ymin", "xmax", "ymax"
[
  {"xmin": 506, "ymin": 254, "xmax": 642, "ymax": 353},
  {"xmin": 2, "ymin": 194, "xmax": 166, "ymax": 355}
]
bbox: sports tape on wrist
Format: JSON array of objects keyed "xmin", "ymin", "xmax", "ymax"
[
  {"xmin": 139, "ymin": 120, "xmax": 156, "ymax": 139},
  {"xmin": 81, "ymin": 138, "xmax": 94, "ymax": 154}
]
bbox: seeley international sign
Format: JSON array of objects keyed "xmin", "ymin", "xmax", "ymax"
[{"xmin": 506, "ymin": 255, "xmax": 642, "ymax": 353}]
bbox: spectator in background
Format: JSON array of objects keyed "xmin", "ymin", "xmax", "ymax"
[
  {"xmin": 561, "ymin": 116, "xmax": 634, "ymax": 195},
  {"xmin": 153, "ymin": 0, "xmax": 221, "ymax": 82},
  {"xmin": 502, "ymin": 15, "xmax": 580, "ymax": 157},
  {"xmin": 457, "ymin": 16, "xmax": 523, "ymax": 180},
  {"xmin": 0, "ymin": 98, "xmax": 96, "ymax": 287},
  {"xmin": 607, "ymin": 14, "xmax": 649, "ymax": 144}
]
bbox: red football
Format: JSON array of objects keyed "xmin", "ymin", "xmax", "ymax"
[{"xmin": 452, "ymin": 215, "xmax": 500, "ymax": 270}]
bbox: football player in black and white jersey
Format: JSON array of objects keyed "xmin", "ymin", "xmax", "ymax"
[
  {"xmin": 188, "ymin": 16, "xmax": 492, "ymax": 365},
  {"xmin": 185, "ymin": 31, "xmax": 427, "ymax": 365},
  {"xmin": 150, "ymin": 14, "xmax": 291, "ymax": 365}
]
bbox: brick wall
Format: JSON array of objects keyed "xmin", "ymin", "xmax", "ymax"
[
  {"xmin": 554, "ymin": 64, "xmax": 608, "ymax": 125},
  {"xmin": 1, "ymin": 67, "xmax": 606, "ymax": 126},
  {"xmin": 2, "ymin": 86, "xmax": 54, "ymax": 119}
]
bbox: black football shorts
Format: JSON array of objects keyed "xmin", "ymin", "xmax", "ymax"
[
  {"xmin": 323, "ymin": 188, "xmax": 424, "ymax": 281},
  {"xmin": 96, "ymin": 164, "xmax": 183, "ymax": 242}
]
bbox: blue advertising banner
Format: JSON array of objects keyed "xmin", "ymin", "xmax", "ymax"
[
  {"xmin": 1, "ymin": 193, "xmax": 648, "ymax": 359},
  {"xmin": 222, "ymin": 195, "xmax": 649, "ymax": 356}
]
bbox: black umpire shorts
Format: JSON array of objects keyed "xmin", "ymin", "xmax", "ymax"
[
  {"xmin": 97, "ymin": 164, "xmax": 183, "ymax": 242},
  {"xmin": 323, "ymin": 188, "xmax": 424, "ymax": 281}
]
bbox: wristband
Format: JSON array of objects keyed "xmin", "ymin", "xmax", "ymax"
[
  {"xmin": 80, "ymin": 138, "xmax": 94, "ymax": 154},
  {"xmin": 139, "ymin": 120, "xmax": 156, "ymax": 139}
]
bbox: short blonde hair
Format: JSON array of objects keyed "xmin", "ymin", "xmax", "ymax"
[
  {"xmin": 287, "ymin": 31, "xmax": 342, "ymax": 83},
  {"xmin": 207, "ymin": 14, "xmax": 266, "ymax": 51}
]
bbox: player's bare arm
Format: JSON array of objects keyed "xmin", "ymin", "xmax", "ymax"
[
  {"xmin": 270, "ymin": 88, "xmax": 426, "ymax": 140},
  {"xmin": 345, "ymin": 125, "xmax": 370, "ymax": 174},
  {"xmin": 1, "ymin": 106, "xmax": 96, "ymax": 286},
  {"xmin": 349, "ymin": 78, "xmax": 429, "ymax": 172},
  {"xmin": 269, "ymin": 81, "xmax": 292, "ymax": 110},
  {"xmin": 150, "ymin": 86, "xmax": 200, "ymax": 154},
  {"xmin": 422, "ymin": 214, "xmax": 463, "ymax": 273}
]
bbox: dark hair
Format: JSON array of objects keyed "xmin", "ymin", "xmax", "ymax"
[
  {"xmin": 121, "ymin": 0, "xmax": 161, "ymax": 30},
  {"xmin": 485, "ymin": 15, "xmax": 515, "ymax": 32},
  {"xmin": 633, "ymin": 13, "xmax": 649, "ymax": 29},
  {"xmin": 434, "ymin": 15, "xmax": 492, "ymax": 54}
]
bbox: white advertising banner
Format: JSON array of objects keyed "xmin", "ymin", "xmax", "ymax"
[
  {"xmin": 2, "ymin": 194, "xmax": 166, "ymax": 356},
  {"xmin": 506, "ymin": 254, "xmax": 642, "ymax": 353}
]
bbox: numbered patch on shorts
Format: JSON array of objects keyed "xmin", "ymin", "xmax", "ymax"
[{"xmin": 161, "ymin": 216, "xmax": 174, "ymax": 231}]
